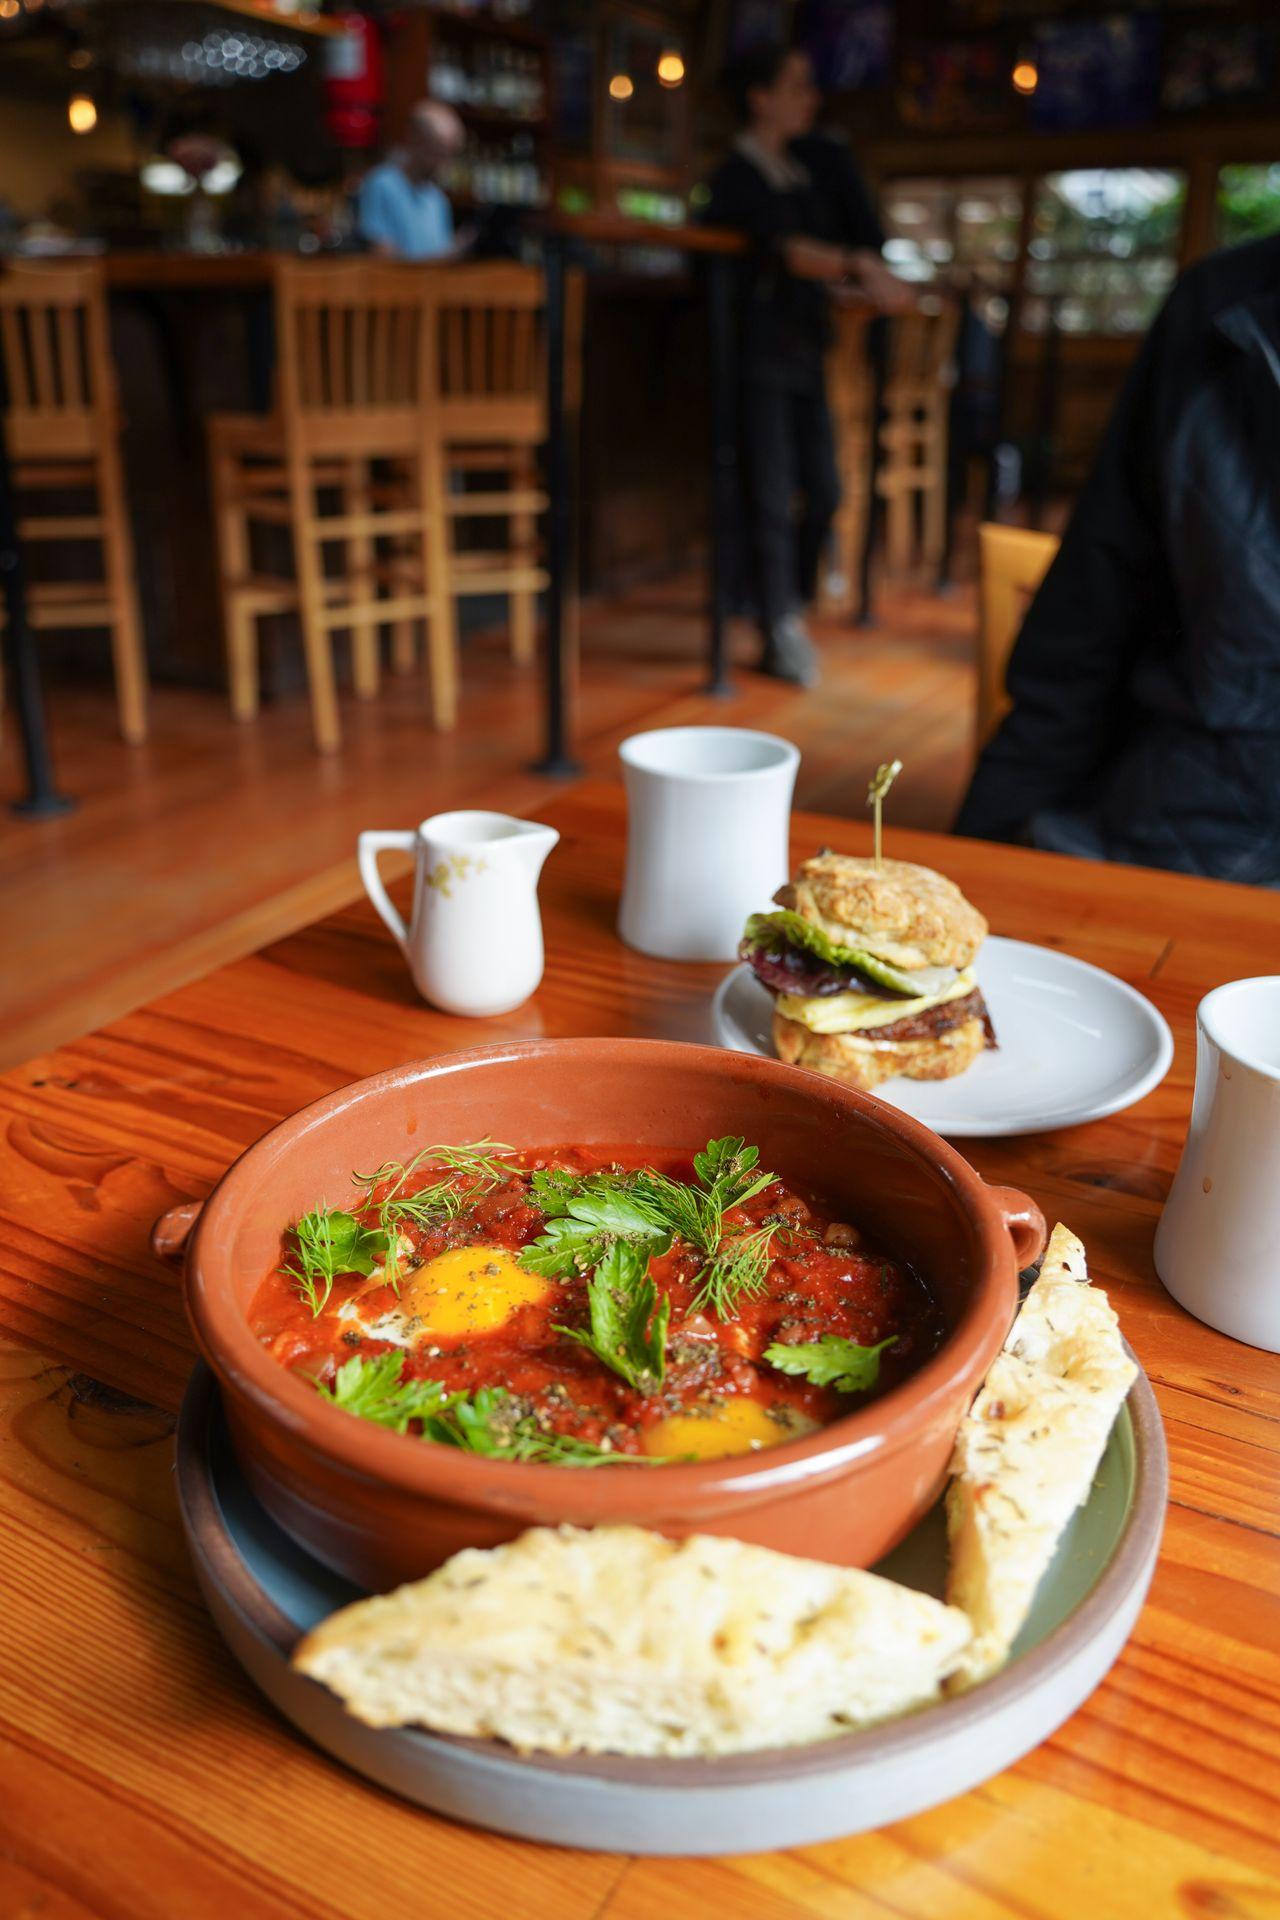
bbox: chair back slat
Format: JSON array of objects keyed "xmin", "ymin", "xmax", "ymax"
[
  {"xmin": 274, "ymin": 261, "xmax": 429, "ymax": 435},
  {"xmin": 0, "ymin": 262, "xmax": 110, "ymax": 436},
  {"xmin": 430, "ymin": 263, "xmax": 545, "ymax": 405}
]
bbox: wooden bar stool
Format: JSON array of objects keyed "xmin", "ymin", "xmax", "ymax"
[
  {"xmin": 876, "ymin": 297, "xmax": 962, "ymax": 583},
  {"xmin": 207, "ymin": 260, "xmax": 456, "ymax": 752},
  {"xmin": 820, "ymin": 303, "xmax": 875, "ymax": 616},
  {"xmin": 975, "ymin": 521, "xmax": 1059, "ymax": 754},
  {"xmin": 426, "ymin": 262, "xmax": 583, "ymax": 668},
  {"xmin": 0, "ymin": 261, "xmax": 147, "ymax": 743}
]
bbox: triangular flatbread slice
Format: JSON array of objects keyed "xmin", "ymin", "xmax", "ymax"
[
  {"xmin": 294, "ymin": 1523, "xmax": 973, "ymax": 1758},
  {"xmin": 945, "ymin": 1223, "xmax": 1137, "ymax": 1688}
]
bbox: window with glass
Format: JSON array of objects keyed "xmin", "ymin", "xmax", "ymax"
[
  {"xmin": 880, "ymin": 177, "xmax": 1022, "ymax": 333},
  {"xmin": 1021, "ymin": 169, "xmax": 1185, "ymax": 337},
  {"xmin": 1216, "ymin": 164, "xmax": 1280, "ymax": 249}
]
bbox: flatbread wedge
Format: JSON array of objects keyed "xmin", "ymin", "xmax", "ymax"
[
  {"xmin": 292, "ymin": 1523, "xmax": 973, "ymax": 1758},
  {"xmin": 945, "ymin": 1222, "xmax": 1138, "ymax": 1689}
]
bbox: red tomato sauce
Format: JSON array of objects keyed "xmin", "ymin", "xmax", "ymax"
[{"xmin": 248, "ymin": 1145, "xmax": 946, "ymax": 1459}]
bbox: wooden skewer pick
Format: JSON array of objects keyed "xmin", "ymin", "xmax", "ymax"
[{"xmin": 867, "ymin": 759, "xmax": 903, "ymax": 870}]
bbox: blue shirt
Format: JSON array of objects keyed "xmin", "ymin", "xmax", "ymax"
[{"xmin": 358, "ymin": 162, "xmax": 454, "ymax": 261}]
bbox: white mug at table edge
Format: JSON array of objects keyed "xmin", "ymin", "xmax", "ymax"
[
  {"xmin": 358, "ymin": 810, "xmax": 558, "ymax": 1018},
  {"xmin": 617, "ymin": 725, "xmax": 800, "ymax": 963},
  {"xmin": 1154, "ymin": 975, "xmax": 1280, "ymax": 1351}
]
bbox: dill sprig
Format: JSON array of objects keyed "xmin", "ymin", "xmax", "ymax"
[
  {"xmin": 351, "ymin": 1138, "xmax": 516, "ymax": 1283},
  {"xmin": 694, "ymin": 1220, "xmax": 778, "ymax": 1319}
]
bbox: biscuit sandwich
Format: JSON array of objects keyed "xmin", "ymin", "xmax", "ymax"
[{"xmin": 740, "ymin": 850, "xmax": 996, "ymax": 1093}]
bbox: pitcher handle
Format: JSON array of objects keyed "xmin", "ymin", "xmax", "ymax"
[
  {"xmin": 358, "ymin": 830, "xmax": 415, "ymax": 952},
  {"xmin": 988, "ymin": 1186, "xmax": 1048, "ymax": 1271}
]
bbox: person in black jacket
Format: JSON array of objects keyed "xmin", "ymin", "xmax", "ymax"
[
  {"xmin": 704, "ymin": 43, "xmax": 907, "ymax": 685},
  {"xmin": 957, "ymin": 234, "xmax": 1280, "ymax": 884}
]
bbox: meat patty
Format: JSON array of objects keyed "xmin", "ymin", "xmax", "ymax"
[{"xmin": 849, "ymin": 987, "xmax": 997, "ymax": 1046}]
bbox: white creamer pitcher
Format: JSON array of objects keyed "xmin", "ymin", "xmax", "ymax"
[{"xmin": 358, "ymin": 810, "xmax": 558, "ymax": 1017}]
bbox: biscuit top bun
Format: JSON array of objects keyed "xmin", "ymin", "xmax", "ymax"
[{"xmin": 787, "ymin": 852, "xmax": 988, "ymax": 972}]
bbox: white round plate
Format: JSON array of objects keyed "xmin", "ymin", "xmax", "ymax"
[{"xmin": 712, "ymin": 936, "xmax": 1174, "ymax": 1138}]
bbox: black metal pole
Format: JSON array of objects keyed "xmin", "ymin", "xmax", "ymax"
[
  {"xmin": 0, "ymin": 397, "xmax": 74, "ymax": 819},
  {"xmin": 704, "ymin": 252, "xmax": 736, "ymax": 696},
  {"xmin": 531, "ymin": 232, "xmax": 582, "ymax": 778},
  {"xmin": 856, "ymin": 323, "xmax": 886, "ymax": 627}
]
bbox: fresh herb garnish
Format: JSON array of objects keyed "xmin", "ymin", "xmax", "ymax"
[
  {"xmin": 519, "ymin": 1168, "xmax": 672, "ymax": 1280},
  {"xmin": 695, "ymin": 1220, "xmax": 778, "ymax": 1318},
  {"xmin": 351, "ymin": 1139, "xmax": 515, "ymax": 1283},
  {"xmin": 555, "ymin": 1240, "xmax": 670, "ymax": 1393},
  {"xmin": 763, "ymin": 1334, "xmax": 895, "ymax": 1394},
  {"xmin": 317, "ymin": 1350, "xmax": 449, "ymax": 1430},
  {"xmin": 518, "ymin": 1137, "xmax": 781, "ymax": 1318},
  {"xmin": 314, "ymin": 1354, "xmax": 639, "ymax": 1466},
  {"xmin": 426, "ymin": 1384, "xmax": 638, "ymax": 1466},
  {"xmin": 283, "ymin": 1207, "xmax": 390, "ymax": 1316}
]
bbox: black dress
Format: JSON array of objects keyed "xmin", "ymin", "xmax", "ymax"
[{"xmin": 704, "ymin": 136, "xmax": 883, "ymax": 634}]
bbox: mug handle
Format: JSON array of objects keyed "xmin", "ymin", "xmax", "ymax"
[
  {"xmin": 357, "ymin": 830, "xmax": 415, "ymax": 952},
  {"xmin": 151, "ymin": 1200, "xmax": 201, "ymax": 1262},
  {"xmin": 988, "ymin": 1186, "xmax": 1048, "ymax": 1271}
]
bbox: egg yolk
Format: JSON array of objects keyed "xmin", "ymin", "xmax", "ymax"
[
  {"xmin": 641, "ymin": 1397, "xmax": 818, "ymax": 1460},
  {"xmin": 399, "ymin": 1245, "xmax": 551, "ymax": 1336}
]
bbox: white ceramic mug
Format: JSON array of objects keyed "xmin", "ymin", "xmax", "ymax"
[
  {"xmin": 358, "ymin": 810, "xmax": 558, "ymax": 1017},
  {"xmin": 1154, "ymin": 976, "xmax": 1280, "ymax": 1351},
  {"xmin": 617, "ymin": 726, "xmax": 800, "ymax": 962}
]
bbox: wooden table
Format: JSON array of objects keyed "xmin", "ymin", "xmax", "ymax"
[{"xmin": 2, "ymin": 781, "xmax": 1278, "ymax": 1917}]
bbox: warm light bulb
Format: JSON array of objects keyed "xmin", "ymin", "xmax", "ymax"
[
  {"xmin": 1012, "ymin": 60, "xmax": 1038, "ymax": 96},
  {"xmin": 0, "ymin": 1, "xmax": 19, "ymax": 20},
  {"xmin": 68, "ymin": 93, "xmax": 97, "ymax": 133},
  {"xmin": 608, "ymin": 72, "xmax": 633, "ymax": 101},
  {"xmin": 657, "ymin": 50, "xmax": 684, "ymax": 88}
]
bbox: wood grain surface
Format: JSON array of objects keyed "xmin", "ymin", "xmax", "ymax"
[
  {"xmin": 1, "ymin": 782, "xmax": 1278, "ymax": 1919},
  {"xmin": 0, "ymin": 577, "xmax": 976, "ymax": 1070}
]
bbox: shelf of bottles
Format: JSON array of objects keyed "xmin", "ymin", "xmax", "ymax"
[
  {"xmin": 428, "ymin": 37, "xmax": 546, "ymax": 122},
  {"xmin": 429, "ymin": 26, "xmax": 549, "ymax": 209}
]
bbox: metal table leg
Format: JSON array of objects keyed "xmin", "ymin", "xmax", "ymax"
[
  {"xmin": 704, "ymin": 252, "xmax": 736, "ymax": 696},
  {"xmin": 532, "ymin": 233, "xmax": 582, "ymax": 778}
]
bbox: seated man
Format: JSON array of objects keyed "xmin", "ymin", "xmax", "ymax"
[
  {"xmin": 957, "ymin": 232, "xmax": 1280, "ymax": 884},
  {"xmin": 358, "ymin": 101, "xmax": 464, "ymax": 261}
]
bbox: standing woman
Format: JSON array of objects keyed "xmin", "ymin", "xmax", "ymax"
[{"xmin": 705, "ymin": 43, "xmax": 905, "ymax": 685}]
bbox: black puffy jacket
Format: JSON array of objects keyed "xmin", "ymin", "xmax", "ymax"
[{"xmin": 957, "ymin": 234, "xmax": 1280, "ymax": 885}]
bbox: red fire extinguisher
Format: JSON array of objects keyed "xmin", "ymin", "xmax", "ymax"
[{"xmin": 324, "ymin": 11, "xmax": 384, "ymax": 150}]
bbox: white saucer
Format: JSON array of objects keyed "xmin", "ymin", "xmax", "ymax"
[{"xmin": 712, "ymin": 936, "xmax": 1174, "ymax": 1138}]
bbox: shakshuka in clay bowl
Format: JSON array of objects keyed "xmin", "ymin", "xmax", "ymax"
[{"xmin": 173, "ymin": 1039, "xmax": 1046, "ymax": 1589}]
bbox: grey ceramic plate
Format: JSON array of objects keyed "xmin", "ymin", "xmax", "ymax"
[{"xmin": 177, "ymin": 1362, "xmax": 1166, "ymax": 1856}]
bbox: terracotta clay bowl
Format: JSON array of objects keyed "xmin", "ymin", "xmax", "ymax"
[{"xmin": 162, "ymin": 1038, "xmax": 1046, "ymax": 1590}]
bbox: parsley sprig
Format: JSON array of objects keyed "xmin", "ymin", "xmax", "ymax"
[
  {"xmin": 763, "ymin": 1334, "xmax": 895, "ymax": 1395},
  {"xmin": 282, "ymin": 1207, "xmax": 390, "ymax": 1317},
  {"xmin": 316, "ymin": 1353, "xmax": 640, "ymax": 1466},
  {"xmin": 555, "ymin": 1241, "xmax": 670, "ymax": 1393}
]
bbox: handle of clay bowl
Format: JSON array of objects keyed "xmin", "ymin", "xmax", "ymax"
[
  {"xmin": 151, "ymin": 1201, "xmax": 201, "ymax": 1263},
  {"xmin": 988, "ymin": 1186, "xmax": 1048, "ymax": 1272}
]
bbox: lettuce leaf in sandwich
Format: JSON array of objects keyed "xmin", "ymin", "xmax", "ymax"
[{"xmin": 741, "ymin": 911, "xmax": 958, "ymax": 1000}]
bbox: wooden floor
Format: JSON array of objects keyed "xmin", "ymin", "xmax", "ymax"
[{"xmin": 0, "ymin": 578, "xmax": 978, "ymax": 1070}]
